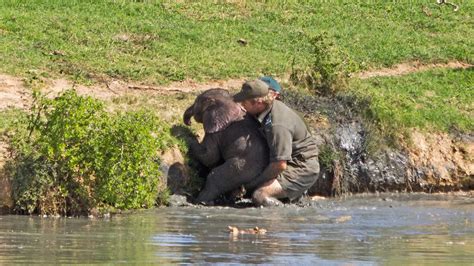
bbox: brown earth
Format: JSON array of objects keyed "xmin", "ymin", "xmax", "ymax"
[
  {"xmin": 0, "ymin": 74, "xmax": 30, "ymax": 110},
  {"xmin": 356, "ymin": 60, "xmax": 472, "ymax": 79},
  {"xmin": 0, "ymin": 74, "xmax": 246, "ymax": 112},
  {"xmin": 1, "ymin": 59, "xmax": 471, "ymax": 112},
  {"xmin": 405, "ymin": 131, "xmax": 473, "ymax": 190}
]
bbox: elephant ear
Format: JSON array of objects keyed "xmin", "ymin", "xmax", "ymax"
[{"xmin": 203, "ymin": 99, "xmax": 244, "ymax": 133}]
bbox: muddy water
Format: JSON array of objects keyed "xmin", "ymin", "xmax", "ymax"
[{"xmin": 0, "ymin": 193, "xmax": 472, "ymax": 264}]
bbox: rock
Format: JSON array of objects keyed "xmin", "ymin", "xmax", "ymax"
[
  {"xmin": 237, "ymin": 38, "xmax": 248, "ymax": 46},
  {"xmin": 168, "ymin": 195, "xmax": 191, "ymax": 207}
]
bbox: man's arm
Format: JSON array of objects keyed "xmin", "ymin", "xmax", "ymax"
[{"xmin": 246, "ymin": 160, "xmax": 287, "ymax": 191}]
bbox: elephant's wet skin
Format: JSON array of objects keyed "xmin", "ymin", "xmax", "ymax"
[{"xmin": 182, "ymin": 88, "xmax": 269, "ymax": 204}]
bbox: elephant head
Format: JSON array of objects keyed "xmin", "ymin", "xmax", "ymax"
[{"xmin": 183, "ymin": 88, "xmax": 245, "ymax": 133}]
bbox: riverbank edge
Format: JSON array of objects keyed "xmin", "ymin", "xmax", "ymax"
[{"xmin": 0, "ymin": 74, "xmax": 472, "ymax": 215}]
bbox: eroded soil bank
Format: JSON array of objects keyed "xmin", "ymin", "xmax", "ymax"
[
  {"xmin": 281, "ymin": 91, "xmax": 473, "ymax": 196},
  {"xmin": 0, "ymin": 73, "xmax": 473, "ymax": 212}
]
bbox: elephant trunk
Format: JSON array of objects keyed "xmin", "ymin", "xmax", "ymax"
[{"xmin": 183, "ymin": 104, "xmax": 194, "ymax": 126}]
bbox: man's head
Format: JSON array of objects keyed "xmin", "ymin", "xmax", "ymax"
[{"xmin": 233, "ymin": 79, "xmax": 273, "ymax": 115}]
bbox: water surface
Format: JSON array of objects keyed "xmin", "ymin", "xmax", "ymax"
[{"xmin": 1, "ymin": 193, "xmax": 472, "ymax": 264}]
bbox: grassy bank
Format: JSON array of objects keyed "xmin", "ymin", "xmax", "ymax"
[
  {"xmin": 0, "ymin": 1, "xmax": 472, "ymax": 84},
  {"xmin": 351, "ymin": 68, "xmax": 473, "ymax": 134}
]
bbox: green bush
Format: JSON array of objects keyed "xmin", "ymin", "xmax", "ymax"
[
  {"xmin": 291, "ymin": 32, "xmax": 358, "ymax": 95},
  {"xmin": 8, "ymin": 90, "xmax": 175, "ymax": 215},
  {"xmin": 318, "ymin": 144, "xmax": 340, "ymax": 172}
]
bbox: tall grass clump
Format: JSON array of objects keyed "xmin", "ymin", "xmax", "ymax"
[
  {"xmin": 7, "ymin": 90, "xmax": 176, "ymax": 215},
  {"xmin": 291, "ymin": 33, "xmax": 358, "ymax": 95}
]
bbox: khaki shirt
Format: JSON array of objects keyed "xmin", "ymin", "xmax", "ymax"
[{"xmin": 257, "ymin": 101, "xmax": 318, "ymax": 162}]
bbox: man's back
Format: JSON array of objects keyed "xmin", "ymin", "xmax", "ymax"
[{"xmin": 262, "ymin": 100, "xmax": 318, "ymax": 162}]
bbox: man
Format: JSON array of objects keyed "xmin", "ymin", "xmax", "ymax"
[{"xmin": 234, "ymin": 79, "xmax": 319, "ymax": 206}]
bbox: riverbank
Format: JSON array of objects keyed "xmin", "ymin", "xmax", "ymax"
[
  {"xmin": 0, "ymin": 1, "xmax": 472, "ymax": 215},
  {"xmin": 0, "ymin": 70, "xmax": 472, "ymax": 214}
]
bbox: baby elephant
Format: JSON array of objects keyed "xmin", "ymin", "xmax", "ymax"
[{"xmin": 183, "ymin": 88, "xmax": 269, "ymax": 203}]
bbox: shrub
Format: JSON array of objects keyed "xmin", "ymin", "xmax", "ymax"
[
  {"xmin": 8, "ymin": 90, "xmax": 175, "ymax": 215},
  {"xmin": 318, "ymin": 144, "xmax": 340, "ymax": 172},
  {"xmin": 290, "ymin": 32, "xmax": 358, "ymax": 95}
]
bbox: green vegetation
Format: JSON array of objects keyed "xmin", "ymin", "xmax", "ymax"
[
  {"xmin": 0, "ymin": 1, "xmax": 472, "ymax": 83},
  {"xmin": 0, "ymin": 109, "xmax": 25, "ymax": 135},
  {"xmin": 352, "ymin": 68, "xmax": 473, "ymax": 133},
  {"xmin": 7, "ymin": 90, "xmax": 178, "ymax": 215},
  {"xmin": 318, "ymin": 144, "xmax": 340, "ymax": 172},
  {"xmin": 290, "ymin": 32, "xmax": 357, "ymax": 95}
]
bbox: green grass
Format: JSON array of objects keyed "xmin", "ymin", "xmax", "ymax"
[
  {"xmin": 352, "ymin": 68, "xmax": 473, "ymax": 133},
  {"xmin": 0, "ymin": 0, "xmax": 472, "ymax": 84},
  {"xmin": 0, "ymin": 1, "xmax": 472, "ymax": 136},
  {"xmin": 0, "ymin": 109, "xmax": 25, "ymax": 135}
]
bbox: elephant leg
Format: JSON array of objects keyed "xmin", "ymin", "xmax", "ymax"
[
  {"xmin": 195, "ymin": 181, "xmax": 219, "ymax": 203},
  {"xmin": 196, "ymin": 158, "xmax": 250, "ymax": 203}
]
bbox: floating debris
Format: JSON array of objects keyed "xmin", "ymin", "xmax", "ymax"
[
  {"xmin": 310, "ymin": 195, "xmax": 326, "ymax": 201},
  {"xmin": 335, "ymin": 215, "xmax": 352, "ymax": 223},
  {"xmin": 228, "ymin": 226, "xmax": 267, "ymax": 235}
]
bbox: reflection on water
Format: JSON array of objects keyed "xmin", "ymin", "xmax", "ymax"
[{"xmin": 1, "ymin": 193, "xmax": 473, "ymax": 264}]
